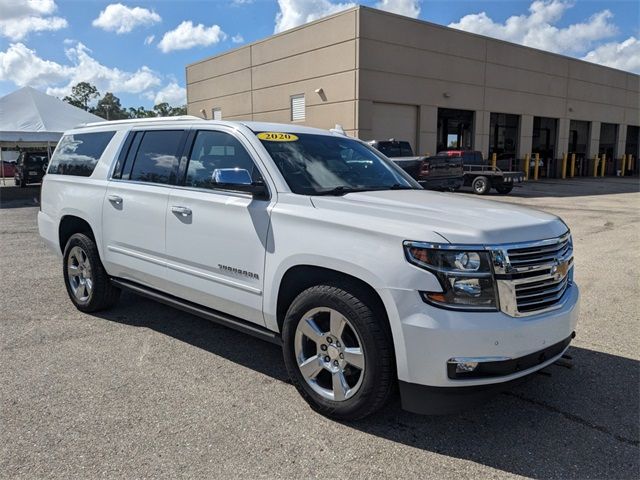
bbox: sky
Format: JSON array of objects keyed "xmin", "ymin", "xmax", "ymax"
[{"xmin": 0, "ymin": 0, "xmax": 638, "ymax": 109}]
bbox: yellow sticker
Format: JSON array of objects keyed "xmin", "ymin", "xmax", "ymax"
[{"xmin": 257, "ymin": 132, "xmax": 299, "ymax": 142}]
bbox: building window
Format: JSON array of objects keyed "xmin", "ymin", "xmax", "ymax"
[
  {"xmin": 489, "ymin": 113, "xmax": 519, "ymax": 169},
  {"xmin": 437, "ymin": 108, "xmax": 474, "ymax": 152},
  {"xmin": 212, "ymin": 108, "xmax": 222, "ymax": 121},
  {"xmin": 291, "ymin": 94, "xmax": 305, "ymax": 122}
]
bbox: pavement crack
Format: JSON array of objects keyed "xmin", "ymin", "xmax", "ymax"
[{"xmin": 503, "ymin": 391, "xmax": 639, "ymax": 447}]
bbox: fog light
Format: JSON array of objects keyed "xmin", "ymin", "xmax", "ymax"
[{"xmin": 455, "ymin": 361, "xmax": 479, "ymax": 373}]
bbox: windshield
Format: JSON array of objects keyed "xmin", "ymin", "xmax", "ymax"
[{"xmin": 257, "ymin": 132, "xmax": 419, "ymax": 195}]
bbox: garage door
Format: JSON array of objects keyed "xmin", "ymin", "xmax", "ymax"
[{"xmin": 371, "ymin": 103, "xmax": 418, "ymax": 152}]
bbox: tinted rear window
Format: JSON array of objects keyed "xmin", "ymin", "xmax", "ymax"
[
  {"xmin": 48, "ymin": 131, "xmax": 115, "ymax": 176},
  {"xmin": 25, "ymin": 154, "xmax": 48, "ymax": 166},
  {"xmin": 128, "ymin": 130, "xmax": 185, "ymax": 184},
  {"xmin": 377, "ymin": 141, "xmax": 413, "ymax": 157}
]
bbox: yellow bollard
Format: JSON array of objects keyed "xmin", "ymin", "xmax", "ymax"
[
  {"xmin": 600, "ymin": 154, "xmax": 606, "ymax": 177},
  {"xmin": 523, "ymin": 154, "xmax": 530, "ymax": 180},
  {"xmin": 570, "ymin": 153, "xmax": 576, "ymax": 177},
  {"xmin": 533, "ymin": 153, "xmax": 540, "ymax": 180},
  {"xmin": 561, "ymin": 153, "xmax": 567, "ymax": 179},
  {"xmin": 491, "ymin": 153, "xmax": 497, "ymax": 169},
  {"xmin": 621, "ymin": 155, "xmax": 626, "ymax": 177},
  {"xmin": 593, "ymin": 155, "xmax": 598, "ymax": 177}
]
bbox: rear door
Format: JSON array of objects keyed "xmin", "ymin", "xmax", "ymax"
[
  {"xmin": 163, "ymin": 127, "xmax": 274, "ymax": 326},
  {"xmin": 102, "ymin": 128, "xmax": 188, "ymax": 290}
]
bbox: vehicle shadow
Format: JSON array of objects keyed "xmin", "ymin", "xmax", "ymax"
[
  {"xmin": 456, "ymin": 176, "xmax": 640, "ymax": 199},
  {"xmin": 97, "ymin": 292, "xmax": 639, "ymax": 479},
  {"xmin": 0, "ymin": 185, "xmax": 41, "ymax": 209}
]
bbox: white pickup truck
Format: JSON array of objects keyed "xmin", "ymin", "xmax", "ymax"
[{"xmin": 38, "ymin": 117, "xmax": 579, "ymax": 419}]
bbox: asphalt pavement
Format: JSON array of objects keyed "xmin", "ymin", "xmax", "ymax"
[{"xmin": 1, "ymin": 177, "xmax": 638, "ymax": 479}]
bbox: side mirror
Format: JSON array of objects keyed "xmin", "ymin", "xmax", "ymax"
[{"xmin": 212, "ymin": 168, "xmax": 269, "ymax": 198}]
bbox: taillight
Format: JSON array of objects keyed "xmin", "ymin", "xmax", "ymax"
[{"xmin": 419, "ymin": 161, "xmax": 430, "ymax": 177}]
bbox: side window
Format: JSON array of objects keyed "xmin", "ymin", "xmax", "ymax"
[
  {"xmin": 184, "ymin": 130, "xmax": 263, "ymax": 191},
  {"xmin": 128, "ymin": 130, "xmax": 185, "ymax": 184},
  {"xmin": 48, "ymin": 131, "xmax": 116, "ymax": 176}
]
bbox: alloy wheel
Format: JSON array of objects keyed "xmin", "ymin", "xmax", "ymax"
[
  {"xmin": 294, "ymin": 307, "xmax": 365, "ymax": 401},
  {"xmin": 67, "ymin": 246, "xmax": 93, "ymax": 302}
]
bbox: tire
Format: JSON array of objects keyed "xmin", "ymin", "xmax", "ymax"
[
  {"xmin": 495, "ymin": 184, "xmax": 513, "ymax": 195},
  {"xmin": 62, "ymin": 233, "xmax": 120, "ymax": 312},
  {"xmin": 472, "ymin": 176, "xmax": 490, "ymax": 195},
  {"xmin": 282, "ymin": 283, "xmax": 395, "ymax": 420}
]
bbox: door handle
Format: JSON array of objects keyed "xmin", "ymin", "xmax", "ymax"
[
  {"xmin": 107, "ymin": 195, "xmax": 123, "ymax": 205},
  {"xmin": 171, "ymin": 206, "xmax": 192, "ymax": 217}
]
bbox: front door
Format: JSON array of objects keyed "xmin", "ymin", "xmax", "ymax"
[{"xmin": 164, "ymin": 128, "xmax": 274, "ymax": 326}]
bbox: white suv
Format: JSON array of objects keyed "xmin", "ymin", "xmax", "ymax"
[{"xmin": 39, "ymin": 117, "xmax": 579, "ymax": 419}]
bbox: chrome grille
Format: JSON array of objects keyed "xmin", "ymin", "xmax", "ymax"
[
  {"xmin": 507, "ymin": 235, "xmax": 571, "ymax": 269},
  {"xmin": 494, "ymin": 232, "xmax": 574, "ymax": 317},
  {"xmin": 514, "ymin": 272, "xmax": 570, "ymax": 313}
]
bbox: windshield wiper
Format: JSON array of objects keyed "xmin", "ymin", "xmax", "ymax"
[
  {"xmin": 314, "ymin": 184, "xmax": 415, "ymax": 196},
  {"xmin": 388, "ymin": 183, "xmax": 415, "ymax": 190},
  {"xmin": 315, "ymin": 186, "xmax": 373, "ymax": 196}
]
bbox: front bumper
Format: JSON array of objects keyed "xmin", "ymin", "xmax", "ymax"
[{"xmin": 381, "ymin": 282, "xmax": 580, "ymax": 413}]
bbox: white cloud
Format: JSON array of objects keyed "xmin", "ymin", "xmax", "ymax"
[
  {"xmin": 375, "ymin": 0, "xmax": 420, "ymax": 18},
  {"xmin": 0, "ymin": 41, "xmax": 162, "ymax": 99},
  {"xmin": 152, "ymin": 82, "xmax": 187, "ymax": 105},
  {"xmin": 582, "ymin": 37, "xmax": 640, "ymax": 73},
  {"xmin": 274, "ymin": 0, "xmax": 356, "ymax": 33},
  {"xmin": 0, "ymin": 42, "xmax": 70, "ymax": 87},
  {"xmin": 92, "ymin": 3, "xmax": 161, "ymax": 34},
  {"xmin": 449, "ymin": 0, "xmax": 617, "ymax": 55},
  {"xmin": 158, "ymin": 21, "xmax": 226, "ymax": 53},
  {"xmin": 144, "ymin": 35, "xmax": 155, "ymax": 45},
  {"xmin": 0, "ymin": 0, "xmax": 67, "ymax": 40},
  {"xmin": 231, "ymin": 34, "xmax": 244, "ymax": 43},
  {"xmin": 1, "ymin": 0, "xmax": 57, "ymax": 17}
]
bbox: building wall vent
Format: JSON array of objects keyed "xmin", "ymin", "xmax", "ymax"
[{"xmin": 291, "ymin": 94, "xmax": 305, "ymax": 122}]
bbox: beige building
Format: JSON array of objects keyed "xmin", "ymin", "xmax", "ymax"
[{"xmin": 186, "ymin": 6, "xmax": 639, "ymax": 176}]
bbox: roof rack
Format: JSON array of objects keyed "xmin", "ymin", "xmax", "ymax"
[{"xmin": 74, "ymin": 115, "xmax": 203, "ymax": 129}]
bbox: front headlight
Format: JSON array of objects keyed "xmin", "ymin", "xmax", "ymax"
[{"xmin": 404, "ymin": 242, "xmax": 498, "ymax": 311}]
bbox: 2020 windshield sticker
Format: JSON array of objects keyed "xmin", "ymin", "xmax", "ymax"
[{"xmin": 257, "ymin": 132, "xmax": 299, "ymax": 142}]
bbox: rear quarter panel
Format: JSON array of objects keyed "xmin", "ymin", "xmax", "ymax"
[{"xmin": 39, "ymin": 129, "xmax": 128, "ymax": 257}]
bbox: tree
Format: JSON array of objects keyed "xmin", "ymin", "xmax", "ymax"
[
  {"xmin": 172, "ymin": 105, "xmax": 187, "ymax": 116},
  {"xmin": 92, "ymin": 92, "xmax": 129, "ymax": 120},
  {"xmin": 153, "ymin": 102, "xmax": 187, "ymax": 117},
  {"xmin": 128, "ymin": 106, "xmax": 155, "ymax": 118},
  {"xmin": 63, "ymin": 82, "xmax": 99, "ymax": 111}
]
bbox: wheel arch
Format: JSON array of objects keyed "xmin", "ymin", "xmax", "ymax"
[
  {"xmin": 275, "ymin": 265, "xmax": 390, "ymax": 336},
  {"xmin": 58, "ymin": 215, "xmax": 96, "ymax": 254}
]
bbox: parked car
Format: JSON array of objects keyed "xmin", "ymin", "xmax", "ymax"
[
  {"xmin": 14, "ymin": 151, "xmax": 48, "ymax": 187},
  {"xmin": 39, "ymin": 118, "xmax": 579, "ymax": 420},
  {"xmin": 369, "ymin": 140, "xmax": 463, "ymax": 191},
  {"xmin": 439, "ymin": 150, "xmax": 525, "ymax": 195}
]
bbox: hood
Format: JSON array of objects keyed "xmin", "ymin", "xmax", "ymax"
[{"xmin": 310, "ymin": 190, "xmax": 567, "ymax": 245}]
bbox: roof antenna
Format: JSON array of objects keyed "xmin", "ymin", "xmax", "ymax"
[
  {"xmin": 200, "ymin": 108, "xmax": 208, "ymax": 119},
  {"xmin": 330, "ymin": 124, "xmax": 346, "ymax": 136}
]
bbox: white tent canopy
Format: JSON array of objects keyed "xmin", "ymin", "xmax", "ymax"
[{"xmin": 0, "ymin": 86, "xmax": 102, "ymax": 147}]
